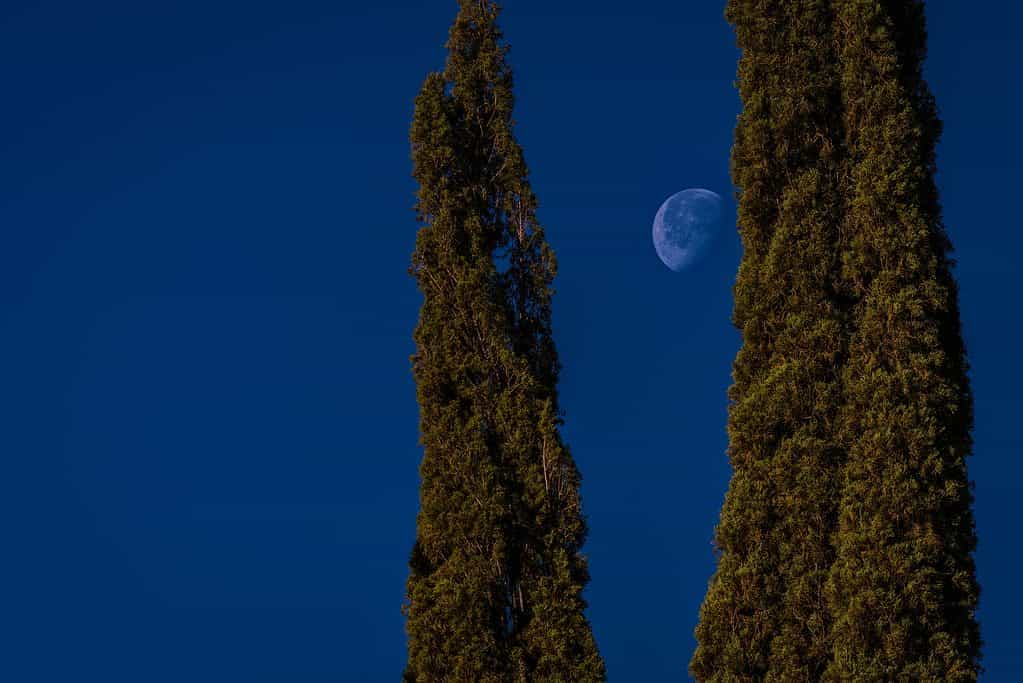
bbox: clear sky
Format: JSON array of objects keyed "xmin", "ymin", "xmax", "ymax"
[{"xmin": 3, "ymin": 1, "xmax": 1020, "ymax": 680}]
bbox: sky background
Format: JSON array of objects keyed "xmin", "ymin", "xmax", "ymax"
[{"xmin": 2, "ymin": 1, "xmax": 1021, "ymax": 680}]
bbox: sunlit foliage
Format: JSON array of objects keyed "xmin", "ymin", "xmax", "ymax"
[
  {"xmin": 693, "ymin": 1, "xmax": 980, "ymax": 680},
  {"xmin": 403, "ymin": 3, "xmax": 605, "ymax": 681}
]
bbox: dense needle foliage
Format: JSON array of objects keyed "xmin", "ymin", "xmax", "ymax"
[
  {"xmin": 403, "ymin": 2, "xmax": 604, "ymax": 681},
  {"xmin": 692, "ymin": 1, "xmax": 845, "ymax": 679},
  {"xmin": 825, "ymin": 1, "xmax": 981, "ymax": 679},
  {"xmin": 693, "ymin": 1, "xmax": 980, "ymax": 680}
]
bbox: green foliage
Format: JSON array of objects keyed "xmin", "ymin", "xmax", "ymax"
[
  {"xmin": 692, "ymin": 2, "xmax": 845, "ymax": 680},
  {"xmin": 693, "ymin": 1, "xmax": 980, "ymax": 680},
  {"xmin": 403, "ymin": 3, "xmax": 604, "ymax": 681},
  {"xmin": 824, "ymin": 1, "xmax": 981, "ymax": 679}
]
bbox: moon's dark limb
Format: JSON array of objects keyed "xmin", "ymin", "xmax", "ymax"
[{"xmin": 652, "ymin": 188, "xmax": 723, "ymax": 272}]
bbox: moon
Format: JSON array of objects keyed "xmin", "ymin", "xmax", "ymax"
[{"xmin": 652, "ymin": 188, "xmax": 723, "ymax": 272}]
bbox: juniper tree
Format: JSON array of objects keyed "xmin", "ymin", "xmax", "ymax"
[
  {"xmin": 403, "ymin": 3, "xmax": 604, "ymax": 681},
  {"xmin": 825, "ymin": 1, "xmax": 981, "ymax": 679}
]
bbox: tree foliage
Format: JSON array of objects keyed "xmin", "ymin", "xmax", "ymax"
[
  {"xmin": 825, "ymin": 1, "xmax": 981, "ymax": 679},
  {"xmin": 692, "ymin": 1, "xmax": 845, "ymax": 679},
  {"xmin": 693, "ymin": 1, "xmax": 980, "ymax": 680},
  {"xmin": 403, "ymin": 3, "xmax": 604, "ymax": 681}
]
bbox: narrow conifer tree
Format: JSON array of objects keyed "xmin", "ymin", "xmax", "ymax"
[
  {"xmin": 403, "ymin": 3, "xmax": 604, "ymax": 681},
  {"xmin": 691, "ymin": 1, "xmax": 846, "ymax": 678},
  {"xmin": 694, "ymin": 1, "xmax": 981, "ymax": 680},
  {"xmin": 825, "ymin": 1, "xmax": 981, "ymax": 679}
]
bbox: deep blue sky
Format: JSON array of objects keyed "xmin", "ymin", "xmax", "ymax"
[{"xmin": 3, "ymin": 1, "xmax": 1020, "ymax": 680}]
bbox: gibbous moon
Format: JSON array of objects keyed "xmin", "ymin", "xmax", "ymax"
[{"xmin": 652, "ymin": 188, "xmax": 723, "ymax": 272}]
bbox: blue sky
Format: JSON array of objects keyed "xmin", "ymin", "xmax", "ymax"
[{"xmin": 2, "ymin": 1, "xmax": 1021, "ymax": 680}]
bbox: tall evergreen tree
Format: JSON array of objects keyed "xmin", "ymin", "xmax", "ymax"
[
  {"xmin": 825, "ymin": 1, "xmax": 981, "ymax": 679},
  {"xmin": 691, "ymin": 1, "xmax": 846, "ymax": 678},
  {"xmin": 403, "ymin": 3, "xmax": 604, "ymax": 681},
  {"xmin": 694, "ymin": 1, "xmax": 980, "ymax": 680}
]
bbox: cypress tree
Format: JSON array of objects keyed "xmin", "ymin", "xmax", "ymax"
[
  {"xmin": 403, "ymin": 2, "xmax": 604, "ymax": 681},
  {"xmin": 694, "ymin": 1, "xmax": 981, "ymax": 679},
  {"xmin": 825, "ymin": 1, "xmax": 981, "ymax": 679},
  {"xmin": 691, "ymin": 1, "xmax": 846, "ymax": 680}
]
